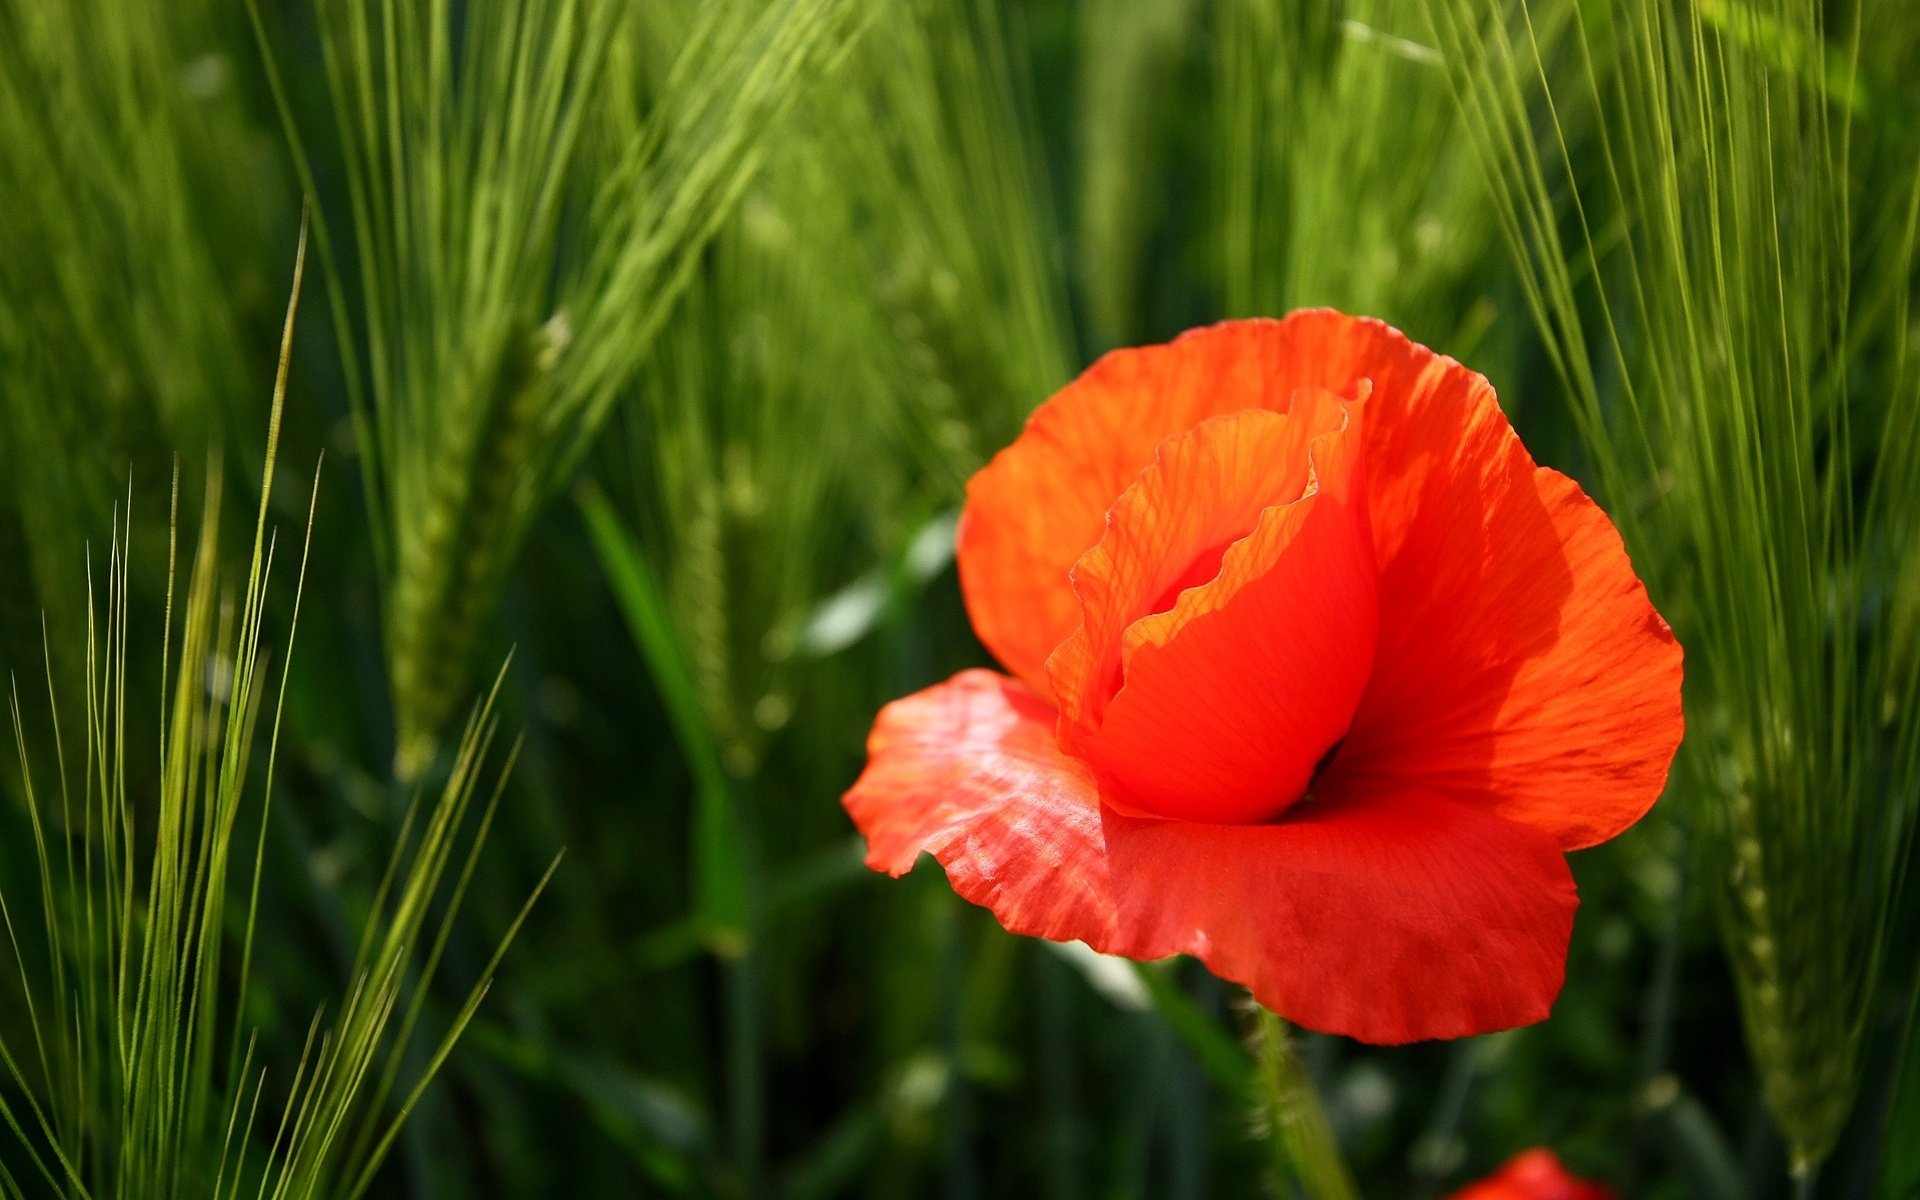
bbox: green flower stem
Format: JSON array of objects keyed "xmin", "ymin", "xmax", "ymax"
[{"xmin": 1253, "ymin": 1007, "xmax": 1359, "ymax": 1200}]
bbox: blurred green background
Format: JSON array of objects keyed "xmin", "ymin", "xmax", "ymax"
[{"xmin": 2, "ymin": 0, "xmax": 1917, "ymax": 1196}]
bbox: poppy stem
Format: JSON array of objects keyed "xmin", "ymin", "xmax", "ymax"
[{"xmin": 1252, "ymin": 1006, "xmax": 1359, "ymax": 1200}]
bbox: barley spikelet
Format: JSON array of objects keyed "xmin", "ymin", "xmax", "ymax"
[
  {"xmin": 391, "ymin": 319, "xmax": 554, "ymax": 778},
  {"xmin": 285, "ymin": 0, "xmax": 863, "ymax": 776},
  {"xmin": 1723, "ymin": 789, "xmax": 1858, "ymax": 1171},
  {"xmin": 679, "ymin": 476, "xmax": 746, "ymax": 768}
]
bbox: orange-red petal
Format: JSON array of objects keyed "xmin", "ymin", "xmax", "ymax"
[
  {"xmin": 841, "ymin": 670, "xmax": 1578, "ymax": 1043},
  {"xmin": 1446, "ymin": 1149, "xmax": 1614, "ymax": 1200},
  {"xmin": 1098, "ymin": 787, "xmax": 1575, "ymax": 1043},
  {"xmin": 1050, "ymin": 392, "xmax": 1377, "ymax": 823},
  {"xmin": 1299, "ymin": 316, "xmax": 1683, "ymax": 850}
]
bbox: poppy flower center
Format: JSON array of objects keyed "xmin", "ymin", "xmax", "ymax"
[
  {"xmin": 1047, "ymin": 389, "xmax": 1381, "ymax": 826},
  {"xmin": 1146, "ymin": 540, "xmax": 1237, "ymax": 623}
]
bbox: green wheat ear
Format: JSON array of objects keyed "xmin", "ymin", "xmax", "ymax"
[
  {"xmin": 246, "ymin": 0, "xmax": 864, "ymax": 780},
  {"xmin": 1426, "ymin": 0, "xmax": 1920, "ymax": 1174},
  {"xmin": 388, "ymin": 317, "xmax": 559, "ymax": 781},
  {"xmin": 0, "ymin": 227, "xmax": 552, "ymax": 1199}
]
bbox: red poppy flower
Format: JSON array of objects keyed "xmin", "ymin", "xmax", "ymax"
[
  {"xmin": 1446, "ymin": 1149, "xmax": 1615, "ymax": 1200},
  {"xmin": 843, "ymin": 311, "xmax": 1682, "ymax": 1043}
]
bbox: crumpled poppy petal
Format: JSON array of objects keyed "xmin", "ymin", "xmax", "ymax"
[
  {"xmin": 1052, "ymin": 391, "xmax": 1378, "ymax": 823},
  {"xmin": 957, "ymin": 320, "xmax": 1324, "ymax": 697},
  {"xmin": 1098, "ymin": 786, "xmax": 1576, "ymax": 1044},
  {"xmin": 842, "ymin": 669, "xmax": 1117, "ymax": 944},
  {"xmin": 1291, "ymin": 312, "xmax": 1683, "ymax": 850},
  {"xmin": 1446, "ymin": 1149, "xmax": 1614, "ymax": 1200}
]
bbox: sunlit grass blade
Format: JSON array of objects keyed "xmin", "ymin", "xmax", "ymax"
[
  {"xmin": 0, "ymin": 233, "xmax": 545, "ymax": 1198},
  {"xmin": 1216, "ymin": 0, "xmax": 1506, "ymax": 357}
]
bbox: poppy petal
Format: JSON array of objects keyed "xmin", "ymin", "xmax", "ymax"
[
  {"xmin": 842, "ymin": 669, "xmax": 1117, "ymax": 943},
  {"xmin": 1099, "ymin": 788, "xmax": 1576, "ymax": 1043},
  {"xmin": 1300, "ymin": 314, "xmax": 1684, "ymax": 849},
  {"xmin": 1446, "ymin": 1149, "xmax": 1615, "ymax": 1200},
  {"xmin": 1051, "ymin": 392, "xmax": 1378, "ymax": 823}
]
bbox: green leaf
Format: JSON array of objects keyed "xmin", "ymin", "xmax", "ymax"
[
  {"xmin": 1879, "ymin": 992, "xmax": 1920, "ymax": 1199},
  {"xmin": 579, "ymin": 481, "xmax": 750, "ymax": 952}
]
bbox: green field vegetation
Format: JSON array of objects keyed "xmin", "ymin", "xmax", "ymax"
[{"xmin": 1, "ymin": 0, "xmax": 1917, "ymax": 1196}]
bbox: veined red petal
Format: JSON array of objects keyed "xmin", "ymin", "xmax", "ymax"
[
  {"xmin": 1098, "ymin": 787, "xmax": 1576, "ymax": 1043},
  {"xmin": 1300, "ymin": 315, "xmax": 1684, "ymax": 850},
  {"xmin": 842, "ymin": 670, "xmax": 1117, "ymax": 943},
  {"xmin": 841, "ymin": 670, "xmax": 1576, "ymax": 1043},
  {"xmin": 1050, "ymin": 391, "xmax": 1377, "ymax": 823}
]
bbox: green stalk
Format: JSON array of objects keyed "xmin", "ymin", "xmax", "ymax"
[
  {"xmin": 579, "ymin": 482, "xmax": 763, "ymax": 1188},
  {"xmin": 1251, "ymin": 1008, "xmax": 1358, "ymax": 1200}
]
